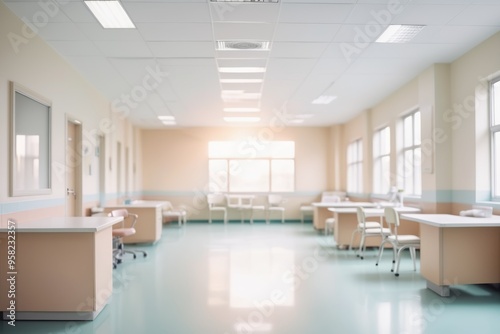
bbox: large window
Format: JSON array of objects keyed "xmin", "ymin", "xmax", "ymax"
[
  {"xmin": 373, "ymin": 126, "xmax": 391, "ymax": 194},
  {"xmin": 208, "ymin": 141, "xmax": 295, "ymax": 193},
  {"xmin": 400, "ymin": 110, "xmax": 421, "ymax": 196},
  {"xmin": 490, "ymin": 78, "xmax": 500, "ymax": 199},
  {"xmin": 347, "ymin": 139, "xmax": 363, "ymax": 193}
]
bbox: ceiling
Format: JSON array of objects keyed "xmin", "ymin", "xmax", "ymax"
[{"xmin": 3, "ymin": 0, "xmax": 500, "ymax": 128}]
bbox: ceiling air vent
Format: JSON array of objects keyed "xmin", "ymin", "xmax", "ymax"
[{"xmin": 216, "ymin": 41, "xmax": 270, "ymax": 51}]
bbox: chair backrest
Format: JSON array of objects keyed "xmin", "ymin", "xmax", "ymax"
[
  {"xmin": 268, "ymin": 194, "xmax": 282, "ymax": 207},
  {"xmin": 356, "ymin": 207, "xmax": 367, "ymax": 228},
  {"xmin": 207, "ymin": 193, "xmax": 223, "ymax": 207},
  {"xmin": 321, "ymin": 191, "xmax": 343, "ymax": 203},
  {"xmin": 239, "ymin": 195, "xmax": 253, "ymax": 208},
  {"xmin": 109, "ymin": 209, "xmax": 138, "ymax": 228},
  {"xmin": 384, "ymin": 207, "xmax": 400, "ymax": 238}
]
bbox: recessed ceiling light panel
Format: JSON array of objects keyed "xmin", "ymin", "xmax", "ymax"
[
  {"xmin": 376, "ymin": 25, "xmax": 425, "ymax": 43},
  {"xmin": 84, "ymin": 1, "xmax": 135, "ymax": 29}
]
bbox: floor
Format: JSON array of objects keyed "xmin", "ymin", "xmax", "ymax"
[{"xmin": 3, "ymin": 222, "xmax": 500, "ymax": 334}]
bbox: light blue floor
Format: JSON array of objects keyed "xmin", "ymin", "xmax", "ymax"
[{"xmin": 3, "ymin": 222, "xmax": 500, "ymax": 334}]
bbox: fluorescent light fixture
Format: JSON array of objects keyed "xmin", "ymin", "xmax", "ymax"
[
  {"xmin": 222, "ymin": 93, "xmax": 261, "ymax": 101},
  {"xmin": 158, "ymin": 115, "xmax": 175, "ymax": 121},
  {"xmin": 312, "ymin": 95, "xmax": 337, "ymax": 105},
  {"xmin": 223, "ymin": 116, "xmax": 260, "ymax": 123},
  {"xmin": 84, "ymin": 1, "xmax": 135, "ymax": 29},
  {"xmin": 221, "ymin": 90, "xmax": 245, "ymax": 95},
  {"xmin": 212, "ymin": 0, "xmax": 278, "ymax": 3},
  {"xmin": 161, "ymin": 120, "xmax": 176, "ymax": 126},
  {"xmin": 223, "ymin": 108, "xmax": 260, "ymax": 112},
  {"xmin": 220, "ymin": 79, "xmax": 263, "ymax": 84},
  {"xmin": 219, "ymin": 67, "xmax": 266, "ymax": 73},
  {"xmin": 376, "ymin": 25, "xmax": 425, "ymax": 43}
]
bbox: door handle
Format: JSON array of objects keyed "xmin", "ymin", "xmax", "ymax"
[{"xmin": 67, "ymin": 188, "xmax": 76, "ymax": 198}]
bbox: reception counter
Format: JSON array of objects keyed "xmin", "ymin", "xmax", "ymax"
[
  {"xmin": 401, "ymin": 214, "xmax": 500, "ymax": 297},
  {"xmin": 0, "ymin": 216, "xmax": 122, "ymax": 321}
]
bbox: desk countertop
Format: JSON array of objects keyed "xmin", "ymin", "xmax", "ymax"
[
  {"xmin": 329, "ymin": 207, "xmax": 421, "ymax": 214},
  {"xmin": 312, "ymin": 201, "xmax": 376, "ymax": 208},
  {"xmin": 401, "ymin": 213, "xmax": 500, "ymax": 228},
  {"xmin": 106, "ymin": 201, "xmax": 168, "ymax": 209},
  {"xmin": 0, "ymin": 216, "xmax": 123, "ymax": 233}
]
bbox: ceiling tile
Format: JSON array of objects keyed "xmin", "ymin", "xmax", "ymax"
[
  {"xmin": 148, "ymin": 41, "xmax": 215, "ymax": 58},
  {"xmin": 213, "ymin": 22, "xmax": 274, "ymax": 41},
  {"xmin": 209, "ymin": 2, "xmax": 280, "ymax": 23},
  {"xmin": 77, "ymin": 23, "xmax": 144, "ymax": 41},
  {"xmin": 279, "ymin": 4, "xmax": 353, "ymax": 24},
  {"xmin": 4, "ymin": 1, "xmax": 70, "ymax": 22},
  {"xmin": 274, "ymin": 23, "xmax": 340, "ymax": 42},
  {"xmin": 94, "ymin": 41, "xmax": 153, "ymax": 58},
  {"xmin": 137, "ymin": 23, "xmax": 214, "ymax": 41},
  {"xmin": 125, "ymin": 3, "xmax": 211, "ymax": 23},
  {"xmin": 47, "ymin": 40, "xmax": 101, "ymax": 56},
  {"xmin": 36, "ymin": 22, "xmax": 86, "ymax": 40},
  {"xmin": 448, "ymin": 4, "xmax": 500, "ymax": 26},
  {"xmin": 270, "ymin": 42, "xmax": 328, "ymax": 58},
  {"xmin": 391, "ymin": 4, "xmax": 467, "ymax": 25}
]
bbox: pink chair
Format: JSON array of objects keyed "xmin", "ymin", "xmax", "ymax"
[{"xmin": 108, "ymin": 209, "xmax": 147, "ymax": 267}]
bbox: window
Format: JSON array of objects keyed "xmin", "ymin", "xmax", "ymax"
[
  {"xmin": 347, "ymin": 139, "xmax": 363, "ymax": 193},
  {"xmin": 208, "ymin": 141, "xmax": 295, "ymax": 193},
  {"xmin": 490, "ymin": 78, "xmax": 500, "ymax": 199},
  {"xmin": 373, "ymin": 126, "xmax": 391, "ymax": 194},
  {"xmin": 400, "ymin": 110, "xmax": 421, "ymax": 196}
]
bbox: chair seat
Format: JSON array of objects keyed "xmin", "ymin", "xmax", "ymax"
[
  {"xmin": 210, "ymin": 207, "xmax": 226, "ymax": 212},
  {"xmin": 365, "ymin": 227, "xmax": 391, "ymax": 235},
  {"xmin": 359, "ymin": 221, "xmax": 381, "ymax": 229},
  {"xmin": 388, "ymin": 235, "xmax": 420, "ymax": 244},
  {"xmin": 113, "ymin": 228, "xmax": 136, "ymax": 238}
]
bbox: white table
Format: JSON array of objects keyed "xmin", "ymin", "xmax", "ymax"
[
  {"xmin": 401, "ymin": 214, "xmax": 500, "ymax": 297},
  {"xmin": 226, "ymin": 195, "xmax": 255, "ymax": 223},
  {"xmin": 0, "ymin": 216, "xmax": 122, "ymax": 320},
  {"xmin": 312, "ymin": 201, "xmax": 376, "ymax": 230},
  {"xmin": 328, "ymin": 206, "xmax": 421, "ymax": 248}
]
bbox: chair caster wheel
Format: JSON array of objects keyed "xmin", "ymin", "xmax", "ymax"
[
  {"xmin": 391, "ymin": 269, "xmax": 394, "ymax": 272},
  {"xmin": 133, "ymin": 254, "xmax": 137, "ymax": 259},
  {"xmin": 395, "ymin": 273, "xmax": 399, "ymax": 277},
  {"xmin": 360, "ymin": 257, "xmax": 364, "ymax": 260},
  {"xmin": 143, "ymin": 254, "xmax": 147, "ymax": 258},
  {"xmin": 375, "ymin": 263, "xmax": 379, "ymax": 266},
  {"xmin": 117, "ymin": 259, "xmax": 122, "ymax": 264}
]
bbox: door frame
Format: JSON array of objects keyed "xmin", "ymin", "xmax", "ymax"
[{"xmin": 65, "ymin": 116, "xmax": 83, "ymax": 216}]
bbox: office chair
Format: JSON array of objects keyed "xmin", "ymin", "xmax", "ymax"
[
  {"xmin": 108, "ymin": 209, "xmax": 147, "ymax": 268},
  {"xmin": 375, "ymin": 207, "xmax": 420, "ymax": 276}
]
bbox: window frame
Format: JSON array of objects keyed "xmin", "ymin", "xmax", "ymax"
[
  {"xmin": 372, "ymin": 126, "xmax": 391, "ymax": 195},
  {"xmin": 208, "ymin": 141, "xmax": 295, "ymax": 193},
  {"xmin": 490, "ymin": 77, "xmax": 500, "ymax": 201},
  {"xmin": 347, "ymin": 139, "xmax": 363, "ymax": 194},
  {"xmin": 400, "ymin": 110, "xmax": 421, "ymax": 197}
]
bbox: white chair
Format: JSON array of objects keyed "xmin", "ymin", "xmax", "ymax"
[
  {"xmin": 351, "ymin": 207, "xmax": 390, "ymax": 259},
  {"xmin": 376, "ymin": 207, "xmax": 420, "ymax": 276},
  {"xmin": 162, "ymin": 202, "xmax": 187, "ymax": 226},
  {"xmin": 321, "ymin": 191, "xmax": 344, "ymax": 203},
  {"xmin": 251, "ymin": 196, "xmax": 266, "ymax": 224},
  {"xmin": 299, "ymin": 204, "xmax": 313, "ymax": 224},
  {"xmin": 207, "ymin": 193, "xmax": 227, "ymax": 224},
  {"xmin": 267, "ymin": 194, "xmax": 285, "ymax": 223}
]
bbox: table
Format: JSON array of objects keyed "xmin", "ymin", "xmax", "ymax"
[
  {"xmin": 312, "ymin": 201, "xmax": 376, "ymax": 230},
  {"xmin": 401, "ymin": 214, "xmax": 500, "ymax": 297},
  {"xmin": 226, "ymin": 195, "xmax": 255, "ymax": 223},
  {"xmin": 0, "ymin": 216, "xmax": 122, "ymax": 320},
  {"xmin": 104, "ymin": 201, "xmax": 167, "ymax": 244},
  {"xmin": 328, "ymin": 206, "xmax": 421, "ymax": 248}
]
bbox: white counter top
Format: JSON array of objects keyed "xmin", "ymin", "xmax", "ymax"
[
  {"xmin": 0, "ymin": 216, "xmax": 123, "ymax": 233},
  {"xmin": 401, "ymin": 214, "xmax": 500, "ymax": 228},
  {"xmin": 106, "ymin": 201, "xmax": 167, "ymax": 209},
  {"xmin": 329, "ymin": 207, "xmax": 421, "ymax": 215},
  {"xmin": 312, "ymin": 201, "xmax": 376, "ymax": 208}
]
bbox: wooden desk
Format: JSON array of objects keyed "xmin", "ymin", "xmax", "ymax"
[
  {"xmin": 312, "ymin": 201, "xmax": 375, "ymax": 230},
  {"xmin": 0, "ymin": 216, "xmax": 122, "ymax": 320},
  {"xmin": 104, "ymin": 201, "xmax": 167, "ymax": 244},
  {"xmin": 401, "ymin": 214, "xmax": 500, "ymax": 297},
  {"xmin": 329, "ymin": 207, "xmax": 421, "ymax": 248}
]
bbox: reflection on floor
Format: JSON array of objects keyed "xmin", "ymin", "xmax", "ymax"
[{"xmin": 3, "ymin": 223, "xmax": 500, "ymax": 334}]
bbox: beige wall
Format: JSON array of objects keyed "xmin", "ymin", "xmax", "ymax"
[
  {"xmin": 0, "ymin": 3, "xmax": 138, "ymax": 222},
  {"xmin": 141, "ymin": 127, "xmax": 331, "ymax": 220},
  {"xmin": 340, "ymin": 31, "xmax": 500, "ymax": 214}
]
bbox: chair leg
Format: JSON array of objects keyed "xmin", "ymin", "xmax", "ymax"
[
  {"xmin": 209, "ymin": 211, "xmax": 212, "ymax": 224},
  {"xmin": 281, "ymin": 211, "xmax": 284, "ymax": 224},
  {"xmin": 410, "ymin": 247, "xmax": 417, "ymax": 271},
  {"xmin": 375, "ymin": 242, "xmax": 384, "ymax": 266},
  {"xmin": 390, "ymin": 246, "xmax": 397, "ymax": 273},
  {"xmin": 359, "ymin": 234, "xmax": 366, "ymax": 259},
  {"xmin": 349, "ymin": 229, "xmax": 359, "ymax": 252}
]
